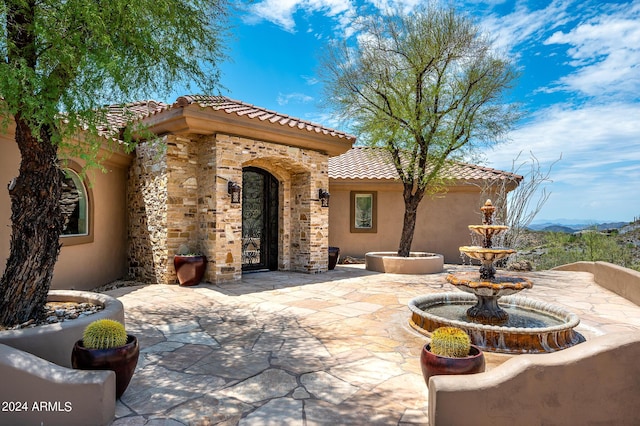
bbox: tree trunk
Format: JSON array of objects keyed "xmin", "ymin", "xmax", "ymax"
[
  {"xmin": 0, "ymin": 116, "xmax": 63, "ymax": 327},
  {"xmin": 398, "ymin": 186, "xmax": 424, "ymax": 257}
]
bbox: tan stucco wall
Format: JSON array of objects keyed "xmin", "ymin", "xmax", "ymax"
[
  {"xmin": 428, "ymin": 331, "xmax": 640, "ymax": 426},
  {"xmin": 1, "ymin": 131, "xmax": 130, "ymax": 291},
  {"xmin": 553, "ymin": 261, "xmax": 640, "ymax": 306},
  {"xmin": 328, "ymin": 181, "xmax": 493, "ymax": 263},
  {"xmin": 0, "ymin": 343, "xmax": 116, "ymax": 426}
]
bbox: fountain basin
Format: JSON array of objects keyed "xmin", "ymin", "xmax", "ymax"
[
  {"xmin": 459, "ymin": 246, "xmax": 515, "ymax": 263},
  {"xmin": 365, "ymin": 252, "xmax": 444, "ymax": 274},
  {"xmin": 408, "ymin": 292, "xmax": 582, "ymax": 354},
  {"xmin": 446, "ymin": 272, "xmax": 533, "ymax": 297},
  {"xmin": 468, "ymin": 224, "xmax": 508, "ymax": 238}
]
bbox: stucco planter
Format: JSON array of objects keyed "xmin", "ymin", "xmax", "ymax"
[
  {"xmin": 0, "ymin": 290, "xmax": 125, "ymax": 368},
  {"xmin": 365, "ymin": 252, "xmax": 444, "ymax": 274}
]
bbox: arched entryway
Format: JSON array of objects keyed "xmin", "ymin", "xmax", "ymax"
[{"xmin": 242, "ymin": 167, "xmax": 279, "ymax": 272}]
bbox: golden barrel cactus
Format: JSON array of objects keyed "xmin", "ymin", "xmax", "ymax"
[
  {"xmin": 82, "ymin": 319, "xmax": 128, "ymax": 349},
  {"xmin": 430, "ymin": 326, "xmax": 471, "ymax": 357}
]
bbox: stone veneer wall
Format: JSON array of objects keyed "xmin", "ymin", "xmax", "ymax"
[
  {"xmin": 128, "ymin": 131, "xmax": 330, "ymax": 284},
  {"xmin": 127, "ymin": 137, "xmax": 169, "ymax": 283}
]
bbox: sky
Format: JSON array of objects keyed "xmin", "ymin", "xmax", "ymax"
[{"xmin": 168, "ymin": 0, "xmax": 640, "ymax": 223}]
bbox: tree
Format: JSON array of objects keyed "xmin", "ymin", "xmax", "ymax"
[
  {"xmin": 483, "ymin": 151, "xmax": 561, "ymax": 251},
  {"xmin": 320, "ymin": 4, "xmax": 519, "ymax": 257},
  {"xmin": 0, "ymin": 0, "xmax": 228, "ymax": 326}
]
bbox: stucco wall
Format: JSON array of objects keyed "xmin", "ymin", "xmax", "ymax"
[
  {"xmin": 328, "ymin": 181, "xmax": 494, "ymax": 263},
  {"xmin": 553, "ymin": 261, "xmax": 640, "ymax": 306},
  {"xmin": 428, "ymin": 331, "xmax": 640, "ymax": 426},
  {"xmin": 1, "ymin": 132, "xmax": 130, "ymax": 291}
]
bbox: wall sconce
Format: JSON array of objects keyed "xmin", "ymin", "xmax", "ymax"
[
  {"xmin": 228, "ymin": 181, "xmax": 241, "ymax": 204},
  {"xmin": 318, "ymin": 189, "xmax": 330, "ymax": 208}
]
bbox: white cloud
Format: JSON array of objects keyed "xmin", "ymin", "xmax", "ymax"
[
  {"xmin": 543, "ymin": 2, "xmax": 640, "ymax": 99},
  {"xmin": 487, "ymin": 102, "xmax": 640, "ymax": 220},
  {"xmin": 246, "ymin": 0, "xmax": 356, "ymax": 33},
  {"xmin": 479, "ymin": 1, "xmax": 572, "ymax": 56},
  {"xmin": 277, "ymin": 92, "xmax": 314, "ymax": 105},
  {"xmin": 491, "ymin": 102, "xmax": 640, "ymax": 168}
]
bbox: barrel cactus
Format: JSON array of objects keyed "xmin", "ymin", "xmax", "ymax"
[
  {"xmin": 430, "ymin": 326, "xmax": 471, "ymax": 358},
  {"xmin": 83, "ymin": 319, "xmax": 128, "ymax": 349}
]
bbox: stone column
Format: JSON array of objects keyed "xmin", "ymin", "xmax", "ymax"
[{"xmin": 210, "ymin": 134, "xmax": 243, "ymax": 282}]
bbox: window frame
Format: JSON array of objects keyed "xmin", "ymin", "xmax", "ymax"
[
  {"xmin": 60, "ymin": 162, "xmax": 94, "ymax": 246},
  {"xmin": 350, "ymin": 191, "xmax": 377, "ymax": 233}
]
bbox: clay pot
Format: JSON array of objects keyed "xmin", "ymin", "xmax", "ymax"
[
  {"xmin": 420, "ymin": 343, "xmax": 485, "ymax": 384},
  {"xmin": 328, "ymin": 247, "xmax": 340, "ymax": 270},
  {"xmin": 174, "ymin": 255, "xmax": 207, "ymax": 286},
  {"xmin": 72, "ymin": 335, "xmax": 139, "ymax": 399}
]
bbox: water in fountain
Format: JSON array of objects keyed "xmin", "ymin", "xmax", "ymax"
[{"xmin": 408, "ymin": 200, "xmax": 582, "ymax": 354}]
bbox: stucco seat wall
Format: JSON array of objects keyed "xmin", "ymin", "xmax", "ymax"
[
  {"xmin": 0, "ymin": 343, "xmax": 115, "ymax": 426},
  {"xmin": 428, "ymin": 331, "xmax": 640, "ymax": 426},
  {"xmin": 553, "ymin": 261, "xmax": 640, "ymax": 306}
]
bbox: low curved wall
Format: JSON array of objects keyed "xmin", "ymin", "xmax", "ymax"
[
  {"xmin": 553, "ymin": 261, "xmax": 640, "ymax": 306},
  {"xmin": 365, "ymin": 252, "xmax": 444, "ymax": 274},
  {"xmin": 0, "ymin": 290, "xmax": 125, "ymax": 368},
  {"xmin": 428, "ymin": 331, "xmax": 640, "ymax": 425},
  {"xmin": 0, "ymin": 343, "xmax": 115, "ymax": 426}
]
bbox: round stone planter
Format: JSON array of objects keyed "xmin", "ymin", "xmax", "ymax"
[
  {"xmin": 365, "ymin": 252, "xmax": 444, "ymax": 274},
  {"xmin": 420, "ymin": 343, "xmax": 485, "ymax": 384},
  {"xmin": 0, "ymin": 290, "xmax": 125, "ymax": 368}
]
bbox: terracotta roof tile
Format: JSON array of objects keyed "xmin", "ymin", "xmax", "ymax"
[
  {"xmin": 100, "ymin": 100, "xmax": 169, "ymax": 136},
  {"xmin": 173, "ymin": 95, "xmax": 356, "ymax": 141},
  {"xmin": 329, "ymin": 147, "xmax": 522, "ymax": 182}
]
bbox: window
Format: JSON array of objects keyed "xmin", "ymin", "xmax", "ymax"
[
  {"xmin": 350, "ymin": 191, "xmax": 377, "ymax": 233},
  {"xmin": 60, "ymin": 165, "xmax": 93, "ymax": 245}
]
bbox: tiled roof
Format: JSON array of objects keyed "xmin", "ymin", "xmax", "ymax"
[
  {"xmin": 100, "ymin": 100, "xmax": 169, "ymax": 136},
  {"xmin": 173, "ymin": 95, "xmax": 356, "ymax": 141},
  {"xmin": 329, "ymin": 147, "xmax": 522, "ymax": 182},
  {"xmin": 101, "ymin": 96, "xmax": 355, "ymax": 144}
]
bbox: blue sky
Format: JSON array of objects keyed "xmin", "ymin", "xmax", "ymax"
[{"xmin": 169, "ymin": 0, "xmax": 640, "ymax": 223}]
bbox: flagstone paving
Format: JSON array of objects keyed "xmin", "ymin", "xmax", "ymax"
[{"xmin": 106, "ymin": 264, "xmax": 640, "ymax": 425}]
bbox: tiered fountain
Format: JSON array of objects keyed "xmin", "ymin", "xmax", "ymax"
[{"xmin": 409, "ymin": 200, "xmax": 582, "ymax": 354}]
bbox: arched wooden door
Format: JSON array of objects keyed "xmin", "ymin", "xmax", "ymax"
[{"xmin": 242, "ymin": 167, "xmax": 279, "ymax": 272}]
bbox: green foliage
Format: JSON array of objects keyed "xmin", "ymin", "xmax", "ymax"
[
  {"xmin": 83, "ymin": 319, "xmax": 128, "ymax": 350},
  {"xmin": 320, "ymin": 3, "xmax": 519, "ymax": 256},
  {"xmin": 0, "ymin": 0, "xmax": 229, "ymax": 326},
  {"xmin": 524, "ymin": 230, "xmax": 639, "ymax": 271},
  {"xmin": 0, "ymin": 0, "xmax": 228, "ymax": 167},
  {"xmin": 430, "ymin": 326, "xmax": 472, "ymax": 358}
]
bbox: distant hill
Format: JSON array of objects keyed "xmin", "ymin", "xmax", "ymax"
[
  {"xmin": 537, "ymin": 225, "xmax": 577, "ymax": 233},
  {"xmin": 528, "ymin": 221, "xmax": 629, "ymax": 233}
]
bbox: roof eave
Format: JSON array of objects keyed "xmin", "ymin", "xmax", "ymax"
[{"xmin": 141, "ymin": 104, "xmax": 354, "ymax": 157}]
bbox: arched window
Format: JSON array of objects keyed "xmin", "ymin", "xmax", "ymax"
[{"xmin": 60, "ymin": 168, "xmax": 90, "ymax": 238}]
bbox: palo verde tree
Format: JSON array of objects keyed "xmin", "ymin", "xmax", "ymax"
[
  {"xmin": 0, "ymin": 0, "xmax": 228, "ymax": 326},
  {"xmin": 320, "ymin": 4, "xmax": 519, "ymax": 257}
]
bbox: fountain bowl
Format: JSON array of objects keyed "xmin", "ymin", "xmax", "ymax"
[
  {"xmin": 468, "ymin": 224, "xmax": 508, "ymax": 236},
  {"xmin": 459, "ymin": 246, "xmax": 515, "ymax": 263},
  {"xmin": 446, "ymin": 271, "xmax": 533, "ymax": 297},
  {"xmin": 408, "ymin": 292, "xmax": 582, "ymax": 354}
]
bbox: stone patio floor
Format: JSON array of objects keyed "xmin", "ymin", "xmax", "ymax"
[{"xmin": 106, "ymin": 264, "xmax": 640, "ymax": 425}]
